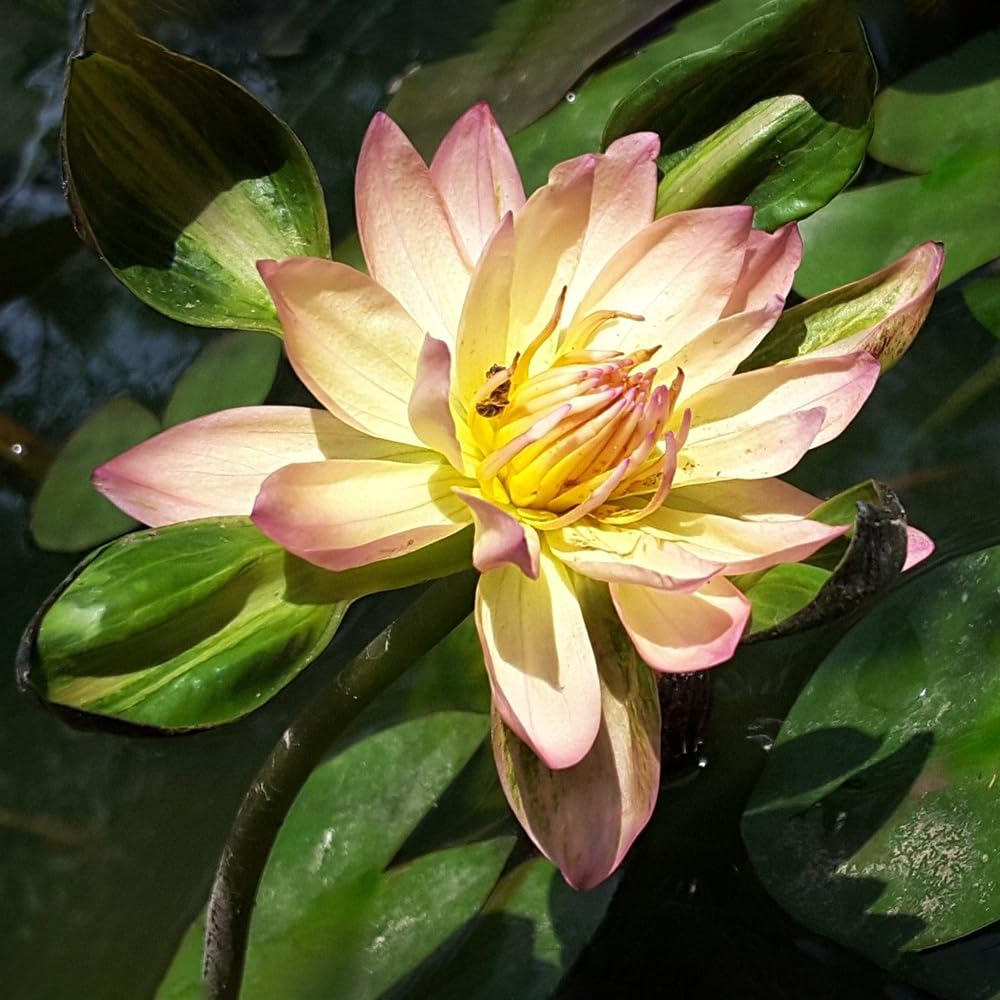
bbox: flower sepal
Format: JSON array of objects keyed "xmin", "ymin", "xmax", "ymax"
[{"xmin": 734, "ymin": 481, "xmax": 929, "ymax": 641}]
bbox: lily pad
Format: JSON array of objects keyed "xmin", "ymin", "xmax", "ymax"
[
  {"xmin": 31, "ymin": 397, "xmax": 159, "ymax": 552},
  {"xmin": 744, "ymin": 545, "xmax": 1000, "ymax": 960},
  {"xmin": 162, "ymin": 330, "xmax": 282, "ymax": 427}
]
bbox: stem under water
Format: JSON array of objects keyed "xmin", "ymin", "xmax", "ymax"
[{"xmin": 202, "ymin": 570, "xmax": 478, "ymax": 1000}]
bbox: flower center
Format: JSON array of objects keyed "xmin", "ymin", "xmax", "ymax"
[{"xmin": 469, "ymin": 301, "xmax": 690, "ymax": 531}]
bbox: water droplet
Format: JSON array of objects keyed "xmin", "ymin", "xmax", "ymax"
[
  {"xmin": 696, "ymin": 755, "xmax": 708, "ymax": 769},
  {"xmin": 565, "ymin": 91, "xmax": 577, "ymax": 104},
  {"xmin": 10, "ymin": 443, "xmax": 23, "ymax": 456}
]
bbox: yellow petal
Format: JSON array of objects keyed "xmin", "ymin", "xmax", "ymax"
[{"xmin": 260, "ymin": 258, "xmax": 425, "ymax": 448}]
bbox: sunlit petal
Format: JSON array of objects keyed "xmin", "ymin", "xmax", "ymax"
[{"xmin": 259, "ymin": 258, "xmax": 424, "ymax": 447}]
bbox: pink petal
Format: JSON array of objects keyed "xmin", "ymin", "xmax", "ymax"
[
  {"xmin": 491, "ymin": 587, "xmax": 660, "ymax": 889},
  {"xmin": 430, "ymin": 102, "xmax": 525, "ymax": 264},
  {"xmin": 93, "ymin": 406, "xmax": 412, "ymax": 527},
  {"xmin": 408, "ymin": 334, "xmax": 464, "ymax": 470},
  {"xmin": 574, "ymin": 205, "xmax": 755, "ymax": 359},
  {"xmin": 476, "ymin": 552, "xmax": 601, "ymax": 769},
  {"xmin": 454, "ymin": 488, "xmax": 540, "ymax": 578},
  {"xmin": 903, "ymin": 526, "xmax": 934, "ymax": 571},
  {"xmin": 674, "ymin": 407, "xmax": 826, "ymax": 486},
  {"xmin": 454, "ymin": 213, "xmax": 516, "ymax": 406},
  {"xmin": 356, "ymin": 112, "xmax": 471, "ymax": 343},
  {"xmin": 684, "ymin": 351, "xmax": 881, "ymax": 452},
  {"xmin": 723, "ymin": 223, "xmax": 802, "ymax": 316},
  {"xmin": 251, "ymin": 456, "xmax": 470, "ymax": 571},
  {"xmin": 611, "ymin": 575, "xmax": 751, "ymax": 673},
  {"xmin": 548, "ymin": 522, "xmax": 719, "ymax": 592},
  {"xmin": 641, "ymin": 506, "xmax": 848, "ymax": 574},
  {"xmin": 259, "ymin": 258, "xmax": 425, "ymax": 447},
  {"xmin": 563, "ymin": 132, "xmax": 660, "ymax": 318}
]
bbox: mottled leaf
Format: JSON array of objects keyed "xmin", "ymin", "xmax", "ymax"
[
  {"xmin": 63, "ymin": 10, "xmax": 329, "ymax": 332},
  {"xmin": 744, "ymin": 545, "xmax": 1000, "ymax": 959}
]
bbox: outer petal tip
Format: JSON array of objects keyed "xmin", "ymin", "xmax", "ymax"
[
  {"xmin": 903, "ymin": 526, "xmax": 935, "ymax": 571},
  {"xmin": 256, "ymin": 258, "xmax": 279, "ymax": 282}
]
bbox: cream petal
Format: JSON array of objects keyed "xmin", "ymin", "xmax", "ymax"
[
  {"xmin": 455, "ymin": 213, "xmax": 516, "ymax": 405},
  {"xmin": 667, "ymin": 478, "xmax": 819, "ymax": 520},
  {"xmin": 476, "ymin": 550, "xmax": 601, "ymax": 769},
  {"xmin": 408, "ymin": 334, "xmax": 465, "ymax": 471},
  {"xmin": 508, "ymin": 154, "xmax": 596, "ymax": 366},
  {"xmin": 429, "ymin": 102, "xmax": 525, "ymax": 264},
  {"xmin": 674, "ymin": 407, "xmax": 826, "ymax": 486},
  {"xmin": 548, "ymin": 521, "xmax": 719, "ymax": 592},
  {"xmin": 93, "ymin": 406, "xmax": 413, "ymax": 527},
  {"xmin": 355, "ymin": 112, "xmax": 471, "ymax": 343},
  {"xmin": 251, "ymin": 456, "xmax": 471, "ymax": 571},
  {"xmin": 574, "ymin": 205, "xmax": 755, "ymax": 359},
  {"xmin": 684, "ymin": 351, "xmax": 880, "ymax": 450},
  {"xmin": 659, "ymin": 296, "xmax": 785, "ymax": 401},
  {"xmin": 722, "ymin": 223, "xmax": 802, "ymax": 316},
  {"xmin": 454, "ymin": 487, "xmax": 540, "ymax": 578},
  {"xmin": 491, "ymin": 583, "xmax": 660, "ymax": 890},
  {"xmin": 611, "ymin": 575, "xmax": 751, "ymax": 673},
  {"xmin": 639, "ymin": 506, "xmax": 847, "ymax": 574},
  {"xmin": 259, "ymin": 258, "xmax": 424, "ymax": 447}
]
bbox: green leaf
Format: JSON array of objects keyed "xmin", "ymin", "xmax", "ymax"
[
  {"xmin": 795, "ymin": 148, "xmax": 1000, "ymax": 295},
  {"xmin": 740, "ymin": 481, "xmax": 910, "ymax": 640},
  {"xmin": 963, "ymin": 276, "xmax": 1000, "ymax": 338},
  {"xmin": 401, "ymin": 857, "xmax": 616, "ymax": 1000},
  {"xmin": 744, "ymin": 544, "xmax": 1000, "ymax": 960},
  {"xmin": 162, "ymin": 330, "xmax": 282, "ymax": 427},
  {"xmin": 607, "ymin": 0, "xmax": 875, "ymax": 230},
  {"xmin": 869, "ymin": 30, "xmax": 1000, "ymax": 173},
  {"xmin": 31, "ymin": 397, "xmax": 160, "ymax": 552},
  {"xmin": 509, "ymin": 0, "xmax": 775, "ymax": 193},
  {"xmin": 386, "ymin": 0, "xmax": 686, "ymax": 156},
  {"xmin": 157, "ymin": 711, "xmax": 509, "ymax": 1000},
  {"xmin": 742, "ymin": 242, "xmax": 944, "ymax": 372},
  {"xmin": 62, "ymin": 10, "xmax": 329, "ymax": 333},
  {"xmin": 22, "ymin": 518, "xmax": 473, "ymax": 730}
]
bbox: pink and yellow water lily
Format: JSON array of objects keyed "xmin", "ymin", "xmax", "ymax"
[{"xmin": 95, "ymin": 104, "xmax": 940, "ymax": 888}]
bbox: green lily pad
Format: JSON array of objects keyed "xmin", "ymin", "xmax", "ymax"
[
  {"xmin": 870, "ymin": 30, "xmax": 1000, "ymax": 173},
  {"xmin": 163, "ymin": 330, "xmax": 282, "ymax": 427},
  {"xmin": 795, "ymin": 148, "xmax": 1000, "ymax": 295},
  {"xmin": 744, "ymin": 545, "xmax": 1000, "ymax": 960},
  {"xmin": 62, "ymin": 10, "xmax": 329, "ymax": 333},
  {"xmin": 386, "ymin": 0, "xmax": 686, "ymax": 156},
  {"xmin": 156, "ymin": 711, "xmax": 508, "ymax": 1000},
  {"xmin": 31, "ymin": 397, "xmax": 160, "ymax": 552},
  {"xmin": 509, "ymin": 0, "xmax": 781, "ymax": 192},
  {"xmin": 607, "ymin": 0, "xmax": 875, "ymax": 231},
  {"xmin": 402, "ymin": 857, "xmax": 617, "ymax": 1000},
  {"xmin": 963, "ymin": 276, "xmax": 1000, "ymax": 338}
]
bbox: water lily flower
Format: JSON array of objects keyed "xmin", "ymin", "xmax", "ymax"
[{"xmin": 94, "ymin": 104, "xmax": 940, "ymax": 889}]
